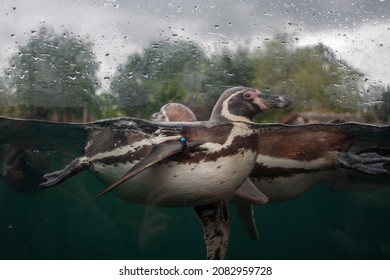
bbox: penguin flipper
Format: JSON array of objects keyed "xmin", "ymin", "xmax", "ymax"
[
  {"xmin": 40, "ymin": 157, "xmax": 90, "ymax": 188},
  {"xmin": 336, "ymin": 151, "xmax": 390, "ymax": 174},
  {"xmin": 234, "ymin": 178, "xmax": 269, "ymax": 204},
  {"xmin": 194, "ymin": 200, "xmax": 229, "ymax": 260},
  {"xmin": 96, "ymin": 140, "xmax": 203, "ymax": 198},
  {"xmin": 234, "ymin": 201, "xmax": 259, "ymax": 240}
]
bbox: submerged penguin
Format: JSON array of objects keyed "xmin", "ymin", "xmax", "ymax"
[
  {"xmin": 0, "ymin": 86, "xmax": 292, "ymax": 259},
  {"xmin": 155, "ymin": 102, "xmax": 390, "ymax": 241}
]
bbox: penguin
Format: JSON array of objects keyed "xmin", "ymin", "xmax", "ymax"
[
  {"xmin": 150, "ymin": 101, "xmax": 264, "ymax": 257},
  {"xmin": 250, "ymin": 123, "xmax": 390, "ymax": 202},
  {"xmin": 154, "ymin": 102, "xmax": 390, "ymax": 241}
]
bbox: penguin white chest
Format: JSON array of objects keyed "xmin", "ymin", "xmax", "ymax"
[
  {"xmin": 90, "ymin": 123, "xmax": 259, "ymax": 207},
  {"xmin": 91, "ymin": 148, "xmax": 257, "ymax": 207}
]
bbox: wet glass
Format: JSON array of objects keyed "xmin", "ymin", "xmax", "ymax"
[{"xmin": 0, "ymin": 0, "xmax": 389, "ymax": 260}]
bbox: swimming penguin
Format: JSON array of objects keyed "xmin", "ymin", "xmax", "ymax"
[
  {"xmin": 155, "ymin": 102, "xmax": 390, "ymax": 241},
  {"xmin": 151, "ymin": 103, "xmax": 197, "ymax": 122},
  {"xmin": 0, "ymin": 86, "xmax": 292, "ymax": 260},
  {"xmin": 152, "ymin": 102, "xmax": 260, "ymax": 252}
]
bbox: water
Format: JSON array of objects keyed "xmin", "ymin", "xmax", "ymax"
[
  {"xmin": 0, "ymin": 129, "xmax": 390, "ymax": 259},
  {"xmin": 1, "ymin": 172, "xmax": 390, "ymax": 259}
]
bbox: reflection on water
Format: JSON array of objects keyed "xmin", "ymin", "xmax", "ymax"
[{"xmin": 1, "ymin": 154, "xmax": 389, "ymax": 259}]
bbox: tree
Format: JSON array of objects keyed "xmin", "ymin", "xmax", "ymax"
[
  {"xmin": 202, "ymin": 45, "xmax": 256, "ymax": 108},
  {"xmin": 6, "ymin": 26, "xmax": 100, "ymax": 121},
  {"xmin": 110, "ymin": 39, "xmax": 208, "ymax": 118},
  {"xmin": 375, "ymin": 85, "xmax": 390, "ymax": 123},
  {"xmin": 250, "ymin": 33, "xmax": 364, "ymax": 121},
  {"xmin": 0, "ymin": 76, "xmax": 10, "ymax": 107},
  {"xmin": 0, "ymin": 76, "xmax": 13, "ymax": 115}
]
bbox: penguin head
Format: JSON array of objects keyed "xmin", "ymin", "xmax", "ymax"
[
  {"xmin": 151, "ymin": 103, "xmax": 197, "ymax": 122},
  {"xmin": 210, "ymin": 86, "xmax": 292, "ymax": 122}
]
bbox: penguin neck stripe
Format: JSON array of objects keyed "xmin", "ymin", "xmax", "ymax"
[{"xmin": 221, "ymin": 91, "xmax": 252, "ymax": 123}]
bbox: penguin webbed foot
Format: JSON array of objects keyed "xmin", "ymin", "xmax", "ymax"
[
  {"xmin": 39, "ymin": 157, "xmax": 89, "ymax": 188},
  {"xmin": 356, "ymin": 146, "xmax": 390, "ymax": 157},
  {"xmin": 194, "ymin": 200, "xmax": 229, "ymax": 260},
  {"xmin": 336, "ymin": 151, "xmax": 390, "ymax": 175}
]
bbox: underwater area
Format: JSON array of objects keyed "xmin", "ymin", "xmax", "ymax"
[
  {"xmin": 1, "ymin": 144, "xmax": 390, "ymax": 260},
  {"xmin": 0, "ymin": 0, "xmax": 390, "ymax": 260}
]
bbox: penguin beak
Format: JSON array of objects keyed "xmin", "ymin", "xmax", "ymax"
[{"xmin": 255, "ymin": 93, "xmax": 292, "ymax": 110}]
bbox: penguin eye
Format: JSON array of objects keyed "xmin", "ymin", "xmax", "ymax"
[{"xmin": 243, "ymin": 92, "xmax": 252, "ymax": 100}]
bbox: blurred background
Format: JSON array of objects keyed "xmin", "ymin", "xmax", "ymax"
[{"xmin": 0, "ymin": 0, "xmax": 390, "ymax": 260}]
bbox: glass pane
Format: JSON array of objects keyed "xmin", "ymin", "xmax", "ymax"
[{"xmin": 0, "ymin": 0, "xmax": 389, "ymax": 260}]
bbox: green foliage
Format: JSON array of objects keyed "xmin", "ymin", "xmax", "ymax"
[
  {"xmin": 202, "ymin": 46, "xmax": 256, "ymax": 105},
  {"xmin": 0, "ymin": 77, "xmax": 10, "ymax": 107},
  {"xmin": 6, "ymin": 26, "xmax": 100, "ymax": 120},
  {"xmin": 109, "ymin": 34, "xmax": 368, "ymax": 122},
  {"xmin": 110, "ymin": 39, "xmax": 208, "ymax": 118},
  {"xmin": 251, "ymin": 34, "xmax": 364, "ymax": 120},
  {"xmin": 93, "ymin": 92, "xmax": 126, "ymax": 119},
  {"xmin": 0, "ymin": 30, "xmax": 378, "ymax": 122},
  {"xmin": 377, "ymin": 87, "xmax": 390, "ymax": 122}
]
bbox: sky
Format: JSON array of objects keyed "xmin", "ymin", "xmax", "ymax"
[{"xmin": 1, "ymin": 0, "xmax": 389, "ymax": 91}]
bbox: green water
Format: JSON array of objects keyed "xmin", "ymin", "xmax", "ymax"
[{"xmin": 1, "ymin": 169, "xmax": 390, "ymax": 260}]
